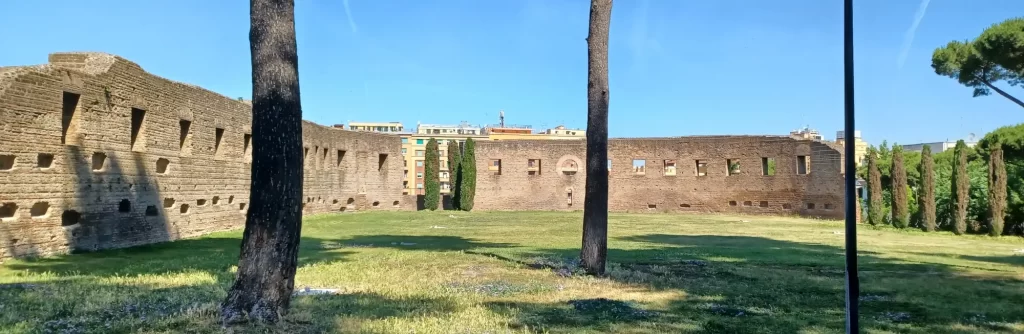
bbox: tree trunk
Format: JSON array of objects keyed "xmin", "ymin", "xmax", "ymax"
[
  {"xmin": 581, "ymin": 0, "xmax": 612, "ymax": 276},
  {"xmin": 982, "ymin": 80, "xmax": 1024, "ymax": 108},
  {"xmin": 221, "ymin": 0, "xmax": 304, "ymax": 324}
]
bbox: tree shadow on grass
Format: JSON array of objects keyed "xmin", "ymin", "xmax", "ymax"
[
  {"xmin": 2, "ymin": 235, "xmax": 352, "ymax": 281},
  {"xmin": 476, "ymin": 234, "xmax": 1024, "ymax": 333},
  {"xmin": 331, "ymin": 234, "xmax": 515, "ymax": 252},
  {"xmin": 0, "ymin": 276, "xmax": 459, "ymax": 333}
]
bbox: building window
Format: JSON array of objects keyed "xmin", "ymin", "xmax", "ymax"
[
  {"xmin": 489, "ymin": 159, "xmax": 502, "ymax": 175},
  {"xmin": 762, "ymin": 157, "xmax": 776, "ymax": 176},
  {"xmin": 416, "ymin": 183, "xmax": 424, "ymax": 189},
  {"xmin": 633, "ymin": 159, "xmax": 646, "ymax": 174},
  {"xmin": 401, "ymin": 148, "xmax": 407, "ymax": 155},
  {"xmin": 402, "ymin": 138, "xmax": 408, "ymax": 144},
  {"xmin": 727, "ymin": 159, "xmax": 741, "ymax": 175},
  {"xmin": 416, "ymin": 172, "xmax": 423, "ymax": 179},
  {"xmin": 415, "ymin": 150, "xmax": 425, "ymax": 157},
  {"xmin": 695, "ymin": 160, "xmax": 708, "ymax": 176},
  {"xmin": 416, "ymin": 139, "xmax": 424, "ymax": 145},
  {"xmin": 664, "ymin": 160, "xmax": 676, "ymax": 176},
  {"xmin": 797, "ymin": 156, "xmax": 809, "ymax": 174},
  {"xmin": 528, "ymin": 159, "xmax": 541, "ymax": 175},
  {"xmin": 416, "ymin": 161, "xmax": 424, "ymax": 167}
]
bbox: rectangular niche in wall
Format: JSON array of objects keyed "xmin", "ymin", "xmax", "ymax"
[
  {"xmin": 337, "ymin": 150, "xmax": 346, "ymax": 167},
  {"xmin": 62, "ymin": 92, "xmax": 82, "ymax": 145},
  {"xmin": 727, "ymin": 159, "xmax": 741, "ymax": 175},
  {"xmin": 179, "ymin": 120, "xmax": 192, "ymax": 153},
  {"xmin": 37, "ymin": 153, "xmax": 54, "ymax": 169},
  {"xmin": 130, "ymin": 108, "xmax": 146, "ymax": 151},
  {"xmin": 243, "ymin": 133, "xmax": 252, "ymax": 160},
  {"xmin": 378, "ymin": 153, "xmax": 388, "ymax": 171},
  {"xmin": 632, "ymin": 159, "xmax": 646, "ymax": 175},
  {"xmin": 664, "ymin": 160, "xmax": 677, "ymax": 176},
  {"xmin": 214, "ymin": 128, "xmax": 225, "ymax": 155}
]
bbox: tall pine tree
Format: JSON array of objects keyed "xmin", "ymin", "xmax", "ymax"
[
  {"xmin": 459, "ymin": 138, "xmax": 477, "ymax": 211},
  {"xmin": 988, "ymin": 144, "xmax": 1007, "ymax": 236},
  {"xmin": 867, "ymin": 149, "xmax": 884, "ymax": 226},
  {"xmin": 919, "ymin": 145, "xmax": 937, "ymax": 231},
  {"xmin": 890, "ymin": 145, "xmax": 910, "ymax": 228},
  {"xmin": 447, "ymin": 140, "xmax": 462, "ymax": 210},
  {"xmin": 951, "ymin": 140, "xmax": 970, "ymax": 235},
  {"xmin": 423, "ymin": 138, "xmax": 440, "ymax": 210}
]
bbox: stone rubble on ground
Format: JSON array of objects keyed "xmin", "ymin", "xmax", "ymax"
[{"xmin": 293, "ymin": 287, "xmax": 342, "ymax": 296}]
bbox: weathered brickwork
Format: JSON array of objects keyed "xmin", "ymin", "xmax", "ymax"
[
  {"xmin": 0, "ymin": 53, "xmax": 408, "ymax": 259},
  {"xmin": 473, "ymin": 137, "xmax": 845, "ymax": 218}
]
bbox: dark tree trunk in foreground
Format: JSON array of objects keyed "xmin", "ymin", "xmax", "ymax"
[
  {"xmin": 581, "ymin": 0, "xmax": 612, "ymax": 276},
  {"xmin": 951, "ymin": 140, "xmax": 970, "ymax": 235},
  {"xmin": 988, "ymin": 145, "xmax": 1006, "ymax": 236},
  {"xmin": 890, "ymin": 146, "xmax": 909, "ymax": 228},
  {"xmin": 221, "ymin": 0, "xmax": 304, "ymax": 324},
  {"xmin": 919, "ymin": 145, "xmax": 936, "ymax": 232}
]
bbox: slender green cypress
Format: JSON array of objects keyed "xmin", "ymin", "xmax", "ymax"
[
  {"xmin": 447, "ymin": 140, "xmax": 462, "ymax": 210},
  {"xmin": 459, "ymin": 138, "xmax": 477, "ymax": 211},
  {"xmin": 919, "ymin": 145, "xmax": 937, "ymax": 231},
  {"xmin": 423, "ymin": 138, "xmax": 440, "ymax": 210},
  {"xmin": 890, "ymin": 145, "xmax": 910, "ymax": 228},
  {"xmin": 867, "ymin": 149, "xmax": 884, "ymax": 226},
  {"xmin": 951, "ymin": 140, "xmax": 970, "ymax": 235},
  {"xmin": 988, "ymin": 145, "xmax": 1007, "ymax": 236}
]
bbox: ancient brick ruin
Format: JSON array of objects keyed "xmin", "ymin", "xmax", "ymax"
[
  {"xmin": 0, "ymin": 52, "xmax": 846, "ymax": 260},
  {"xmin": 0, "ymin": 53, "xmax": 407, "ymax": 259},
  {"xmin": 473, "ymin": 137, "xmax": 846, "ymax": 216}
]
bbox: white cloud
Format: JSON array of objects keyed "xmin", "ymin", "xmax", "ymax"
[{"xmin": 342, "ymin": 0, "xmax": 358, "ymax": 34}]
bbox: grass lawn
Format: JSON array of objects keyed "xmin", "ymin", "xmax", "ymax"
[{"xmin": 1, "ymin": 211, "xmax": 1022, "ymax": 333}]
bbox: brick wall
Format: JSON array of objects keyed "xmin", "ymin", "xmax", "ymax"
[
  {"xmin": 473, "ymin": 137, "xmax": 846, "ymax": 218},
  {"xmin": 0, "ymin": 53, "xmax": 409, "ymax": 259}
]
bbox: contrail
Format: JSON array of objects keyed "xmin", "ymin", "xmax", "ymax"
[
  {"xmin": 342, "ymin": 0, "xmax": 358, "ymax": 33},
  {"xmin": 897, "ymin": 0, "xmax": 931, "ymax": 69}
]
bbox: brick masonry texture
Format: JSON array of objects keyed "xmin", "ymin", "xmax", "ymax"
[
  {"xmin": 472, "ymin": 137, "xmax": 846, "ymax": 217},
  {"xmin": 0, "ymin": 53, "xmax": 409, "ymax": 259}
]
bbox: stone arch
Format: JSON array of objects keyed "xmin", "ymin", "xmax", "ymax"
[{"xmin": 555, "ymin": 155, "xmax": 583, "ymax": 175}]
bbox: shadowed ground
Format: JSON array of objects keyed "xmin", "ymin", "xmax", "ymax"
[{"xmin": 1, "ymin": 211, "xmax": 1022, "ymax": 333}]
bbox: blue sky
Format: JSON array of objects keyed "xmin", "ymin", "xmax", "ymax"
[{"xmin": 1, "ymin": 0, "xmax": 1022, "ymax": 145}]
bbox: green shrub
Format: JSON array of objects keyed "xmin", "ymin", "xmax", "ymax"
[
  {"xmin": 890, "ymin": 145, "xmax": 910, "ymax": 228},
  {"xmin": 867, "ymin": 150, "xmax": 885, "ymax": 226},
  {"xmin": 459, "ymin": 138, "xmax": 477, "ymax": 211},
  {"xmin": 919, "ymin": 145, "xmax": 937, "ymax": 231},
  {"xmin": 424, "ymin": 138, "xmax": 440, "ymax": 210},
  {"xmin": 951, "ymin": 140, "xmax": 970, "ymax": 235},
  {"xmin": 989, "ymin": 145, "xmax": 1007, "ymax": 236}
]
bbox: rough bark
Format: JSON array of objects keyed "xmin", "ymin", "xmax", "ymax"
[
  {"xmin": 447, "ymin": 141, "xmax": 462, "ymax": 210},
  {"xmin": 459, "ymin": 138, "xmax": 477, "ymax": 211},
  {"xmin": 919, "ymin": 145, "xmax": 937, "ymax": 231},
  {"xmin": 988, "ymin": 145, "xmax": 1007, "ymax": 236},
  {"xmin": 424, "ymin": 138, "xmax": 440, "ymax": 210},
  {"xmin": 221, "ymin": 0, "xmax": 304, "ymax": 324},
  {"xmin": 890, "ymin": 146, "xmax": 909, "ymax": 228},
  {"xmin": 867, "ymin": 150, "xmax": 884, "ymax": 226},
  {"xmin": 581, "ymin": 0, "xmax": 612, "ymax": 276},
  {"xmin": 951, "ymin": 140, "xmax": 970, "ymax": 235}
]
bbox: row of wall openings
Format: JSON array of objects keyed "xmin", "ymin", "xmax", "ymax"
[
  {"xmin": 1, "ymin": 154, "xmax": 57, "ymax": 171},
  {"xmin": 165, "ymin": 196, "xmax": 243, "ymax": 214},
  {"xmin": 806, "ymin": 203, "xmax": 834, "ymax": 210},
  {"xmin": 300, "ymin": 147, "xmax": 385, "ymax": 172},
  {"xmin": 623, "ymin": 157, "xmax": 809, "ymax": 177},
  {"xmin": 728, "ymin": 200, "xmax": 770, "ymax": 208}
]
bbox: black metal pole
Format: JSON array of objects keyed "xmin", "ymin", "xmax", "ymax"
[{"xmin": 843, "ymin": 0, "xmax": 860, "ymax": 333}]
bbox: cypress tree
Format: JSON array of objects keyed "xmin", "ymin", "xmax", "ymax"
[
  {"xmin": 447, "ymin": 140, "xmax": 462, "ymax": 210},
  {"xmin": 890, "ymin": 145, "xmax": 910, "ymax": 228},
  {"xmin": 423, "ymin": 138, "xmax": 440, "ymax": 210},
  {"xmin": 988, "ymin": 144, "xmax": 1007, "ymax": 236},
  {"xmin": 919, "ymin": 145, "xmax": 937, "ymax": 232},
  {"xmin": 951, "ymin": 140, "xmax": 970, "ymax": 235},
  {"xmin": 459, "ymin": 138, "xmax": 477, "ymax": 211},
  {"xmin": 867, "ymin": 149, "xmax": 884, "ymax": 226}
]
